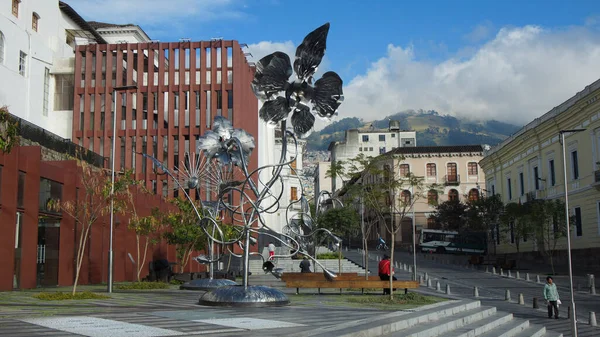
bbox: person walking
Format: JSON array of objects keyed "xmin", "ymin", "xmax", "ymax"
[
  {"xmin": 268, "ymin": 242, "xmax": 276, "ymax": 261},
  {"xmin": 544, "ymin": 276, "xmax": 560, "ymax": 319},
  {"xmin": 299, "ymin": 256, "xmax": 311, "ymax": 273},
  {"xmin": 378, "ymin": 254, "xmax": 395, "ymax": 295}
]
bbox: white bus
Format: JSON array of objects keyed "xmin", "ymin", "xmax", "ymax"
[
  {"xmin": 417, "ymin": 229, "xmax": 457, "ymax": 253},
  {"xmin": 418, "ymin": 229, "xmax": 487, "ymax": 255}
]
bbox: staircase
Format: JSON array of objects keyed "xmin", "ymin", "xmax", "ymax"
[
  {"xmin": 301, "ymin": 300, "xmax": 562, "ymax": 337},
  {"xmin": 248, "ymin": 257, "xmax": 368, "ymax": 274}
]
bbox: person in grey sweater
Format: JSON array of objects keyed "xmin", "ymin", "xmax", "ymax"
[{"xmin": 544, "ymin": 276, "xmax": 560, "ymax": 319}]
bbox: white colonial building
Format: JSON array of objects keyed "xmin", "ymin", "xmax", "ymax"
[
  {"xmin": 0, "ymin": 1, "xmax": 150, "ymax": 140},
  {"xmin": 328, "ymin": 120, "xmax": 417, "ymax": 192}
]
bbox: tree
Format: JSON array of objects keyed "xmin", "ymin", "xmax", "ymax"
[
  {"xmin": 527, "ymin": 199, "xmax": 569, "ymax": 274},
  {"xmin": 431, "ymin": 200, "xmax": 468, "ymax": 232},
  {"xmin": 56, "ymin": 159, "xmax": 130, "ymax": 295},
  {"xmin": 339, "ymin": 153, "xmax": 435, "ymax": 298},
  {"xmin": 500, "ymin": 202, "xmax": 531, "ymax": 266},
  {"xmin": 0, "ymin": 106, "xmax": 19, "ymax": 154},
  {"xmin": 161, "ymin": 198, "xmax": 207, "ymax": 273},
  {"xmin": 121, "ymin": 177, "xmax": 164, "ymax": 281},
  {"xmin": 317, "ymin": 205, "xmax": 360, "ymax": 242},
  {"xmin": 465, "ymin": 194, "xmax": 504, "ymax": 255}
]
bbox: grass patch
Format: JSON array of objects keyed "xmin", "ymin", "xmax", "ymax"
[
  {"xmin": 33, "ymin": 291, "xmax": 110, "ymax": 301},
  {"xmin": 346, "ymin": 292, "xmax": 445, "ymax": 308},
  {"xmin": 115, "ymin": 282, "xmax": 170, "ymax": 290},
  {"xmin": 290, "ymin": 292, "xmax": 446, "ymax": 310},
  {"xmin": 169, "ymin": 279, "xmax": 185, "ymax": 285},
  {"xmin": 316, "ymin": 252, "xmax": 343, "ymax": 259}
]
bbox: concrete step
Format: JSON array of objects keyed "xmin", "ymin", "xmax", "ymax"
[
  {"xmin": 476, "ymin": 317, "xmax": 529, "ymax": 337},
  {"xmin": 541, "ymin": 332, "xmax": 563, "ymax": 337},
  {"xmin": 440, "ymin": 312, "xmax": 514, "ymax": 337},
  {"xmin": 511, "ymin": 325, "xmax": 546, "ymax": 337},
  {"xmin": 320, "ymin": 300, "xmax": 482, "ymax": 337},
  {"xmin": 387, "ymin": 306, "xmax": 497, "ymax": 337}
]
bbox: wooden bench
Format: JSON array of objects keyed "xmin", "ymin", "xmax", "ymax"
[
  {"xmin": 281, "ymin": 273, "xmax": 368, "ymax": 282},
  {"xmin": 285, "ymin": 279, "xmax": 419, "ymax": 294}
]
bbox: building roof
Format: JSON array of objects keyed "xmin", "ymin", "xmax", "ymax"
[
  {"xmin": 88, "ymin": 21, "xmax": 151, "ymax": 41},
  {"xmin": 388, "ymin": 145, "xmax": 483, "ymax": 155},
  {"xmin": 58, "ymin": 2, "xmax": 107, "ymax": 44}
]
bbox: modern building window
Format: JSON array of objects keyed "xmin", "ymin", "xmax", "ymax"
[
  {"xmin": 358, "ymin": 147, "xmax": 362, "ymax": 151},
  {"xmin": 369, "ymin": 147, "xmax": 373, "ymax": 151},
  {"xmin": 448, "ymin": 189, "xmax": 459, "ymax": 202},
  {"xmin": 39, "ymin": 178, "xmax": 62, "ymax": 214},
  {"xmin": 549, "ymin": 159, "xmax": 556, "ymax": 186},
  {"xmin": 468, "ymin": 189, "xmax": 479, "ymax": 202},
  {"xmin": 362, "ymin": 135, "xmax": 369, "ymax": 142},
  {"xmin": 32, "ymin": 13, "xmax": 40, "ymax": 32},
  {"xmin": 0, "ymin": 31, "xmax": 5, "ymax": 65},
  {"xmin": 290, "ymin": 187, "xmax": 298, "ymax": 201},
  {"xmin": 574, "ymin": 207, "xmax": 582, "ymax": 237},
  {"xmin": 19, "ymin": 51, "xmax": 26, "ymax": 76},
  {"xmin": 391, "ymin": 133, "xmax": 395, "ymax": 138},
  {"xmin": 533, "ymin": 166, "xmax": 539, "ymax": 190},
  {"xmin": 399, "ymin": 164, "xmax": 410, "ymax": 177},
  {"xmin": 379, "ymin": 147, "xmax": 386, "ymax": 154},
  {"xmin": 510, "ymin": 221, "xmax": 515, "ymax": 243},
  {"xmin": 467, "ymin": 162, "xmax": 478, "ymax": 175},
  {"xmin": 519, "ymin": 172, "xmax": 524, "ymax": 196},
  {"xmin": 17, "ymin": 171, "xmax": 25, "ymax": 209},
  {"xmin": 379, "ymin": 135, "xmax": 385, "ymax": 142},
  {"xmin": 426, "ymin": 163, "xmax": 436, "ymax": 177},
  {"xmin": 427, "ymin": 190, "xmax": 438, "ymax": 205},
  {"xmin": 54, "ymin": 75, "xmax": 74, "ymax": 110},
  {"xmin": 43, "ymin": 68, "xmax": 50, "ymax": 116},
  {"xmin": 571, "ymin": 150, "xmax": 579, "ymax": 180},
  {"xmin": 507, "ymin": 178, "xmax": 512, "ymax": 200},
  {"xmin": 12, "ymin": 0, "xmax": 20, "ymax": 17}
]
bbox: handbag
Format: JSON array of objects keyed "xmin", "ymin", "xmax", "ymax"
[{"xmin": 557, "ymin": 299, "xmax": 562, "ymax": 306}]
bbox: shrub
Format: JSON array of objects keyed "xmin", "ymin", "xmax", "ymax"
[
  {"xmin": 317, "ymin": 252, "xmax": 343, "ymax": 259},
  {"xmin": 33, "ymin": 291, "xmax": 110, "ymax": 301},
  {"xmin": 170, "ymin": 279, "xmax": 184, "ymax": 285},
  {"xmin": 115, "ymin": 282, "xmax": 170, "ymax": 290}
]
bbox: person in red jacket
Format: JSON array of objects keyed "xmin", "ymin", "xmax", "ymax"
[{"xmin": 378, "ymin": 254, "xmax": 396, "ymax": 294}]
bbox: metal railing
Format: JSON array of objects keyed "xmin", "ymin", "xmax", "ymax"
[
  {"xmin": 443, "ymin": 174, "xmax": 460, "ymax": 185},
  {"xmin": 12, "ymin": 114, "xmax": 105, "ymax": 167}
]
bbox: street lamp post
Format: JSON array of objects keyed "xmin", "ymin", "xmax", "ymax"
[
  {"xmin": 560, "ymin": 128, "xmax": 585, "ymax": 337},
  {"xmin": 108, "ymin": 85, "xmax": 137, "ymax": 294}
]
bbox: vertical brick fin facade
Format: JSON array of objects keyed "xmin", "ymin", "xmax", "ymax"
[{"xmin": 74, "ymin": 41, "xmax": 258, "ymax": 200}]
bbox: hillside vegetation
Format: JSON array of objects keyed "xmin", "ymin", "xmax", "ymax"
[{"xmin": 306, "ymin": 110, "xmax": 521, "ymax": 151}]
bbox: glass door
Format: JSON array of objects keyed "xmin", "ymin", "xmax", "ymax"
[{"xmin": 37, "ymin": 218, "xmax": 60, "ymax": 287}]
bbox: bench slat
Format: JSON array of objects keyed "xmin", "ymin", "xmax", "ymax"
[{"xmin": 281, "ymin": 273, "xmax": 368, "ymax": 281}]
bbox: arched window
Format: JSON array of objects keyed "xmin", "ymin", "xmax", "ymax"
[
  {"xmin": 401, "ymin": 190, "xmax": 411, "ymax": 204},
  {"xmin": 448, "ymin": 189, "xmax": 459, "ymax": 201},
  {"xmin": 0, "ymin": 31, "xmax": 4, "ymax": 65},
  {"xmin": 427, "ymin": 189, "xmax": 438, "ymax": 205},
  {"xmin": 426, "ymin": 163, "xmax": 436, "ymax": 177},
  {"xmin": 468, "ymin": 188, "xmax": 479, "ymax": 202}
]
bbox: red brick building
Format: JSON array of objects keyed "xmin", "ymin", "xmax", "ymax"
[{"xmin": 72, "ymin": 40, "xmax": 258, "ymax": 199}]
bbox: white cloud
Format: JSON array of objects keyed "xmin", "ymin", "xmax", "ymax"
[
  {"xmin": 464, "ymin": 21, "xmax": 494, "ymax": 43},
  {"xmin": 342, "ymin": 25, "xmax": 600, "ymax": 125},
  {"xmin": 66, "ymin": 0, "xmax": 244, "ymax": 26}
]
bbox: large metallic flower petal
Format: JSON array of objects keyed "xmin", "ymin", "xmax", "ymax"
[
  {"xmin": 290, "ymin": 105, "xmax": 315, "ymax": 138},
  {"xmin": 231, "ymin": 128, "xmax": 255, "ymax": 157},
  {"xmin": 294, "ymin": 23, "xmax": 330, "ymax": 82},
  {"xmin": 312, "ymin": 71, "xmax": 344, "ymax": 120},
  {"xmin": 259, "ymin": 96, "xmax": 291, "ymax": 126},
  {"xmin": 197, "ymin": 131, "xmax": 221, "ymax": 158},
  {"xmin": 213, "ymin": 116, "xmax": 234, "ymax": 140},
  {"xmin": 252, "ymin": 52, "xmax": 292, "ymax": 101}
]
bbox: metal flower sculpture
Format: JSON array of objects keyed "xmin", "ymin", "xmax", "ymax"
[
  {"xmin": 197, "ymin": 116, "xmax": 255, "ymax": 166},
  {"xmin": 252, "ymin": 23, "xmax": 344, "ymax": 137}
]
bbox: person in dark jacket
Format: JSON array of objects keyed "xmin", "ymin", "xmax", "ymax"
[{"xmin": 299, "ymin": 256, "xmax": 312, "ymax": 273}]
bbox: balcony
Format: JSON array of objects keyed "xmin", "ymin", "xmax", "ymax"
[{"xmin": 444, "ymin": 175, "xmax": 460, "ymax": 186}]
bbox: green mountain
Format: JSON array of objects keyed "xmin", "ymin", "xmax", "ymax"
[{"xmin": 306, "ymin": 110, "xmax": 521, "ymax": 151}]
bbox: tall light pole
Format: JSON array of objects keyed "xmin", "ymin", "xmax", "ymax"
[
  {"xmin": 108, "ymin": 85, "xmax": 137, "ymax": 293},
  {"xmin": 560, "ymin": 128, "xmax": 585, "ymax": 337}
]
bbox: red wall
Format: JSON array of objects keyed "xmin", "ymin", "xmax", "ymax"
[{"xmin": 0, "ymin": 146, "xmax": 205, "ymax": 291}]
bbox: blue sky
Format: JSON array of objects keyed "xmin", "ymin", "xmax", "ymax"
[{"xmin": 69, "ymin": 0, "xmax": 600, "ymax": 125}]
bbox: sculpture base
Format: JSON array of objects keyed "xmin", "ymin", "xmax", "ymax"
[
  {"xmin": 198, "ymin": 285, "xmax": 289, "ymax": 307},
  {"xmin": 180, "ymin": 278, "xmax": 237, "ymax": 291}
]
